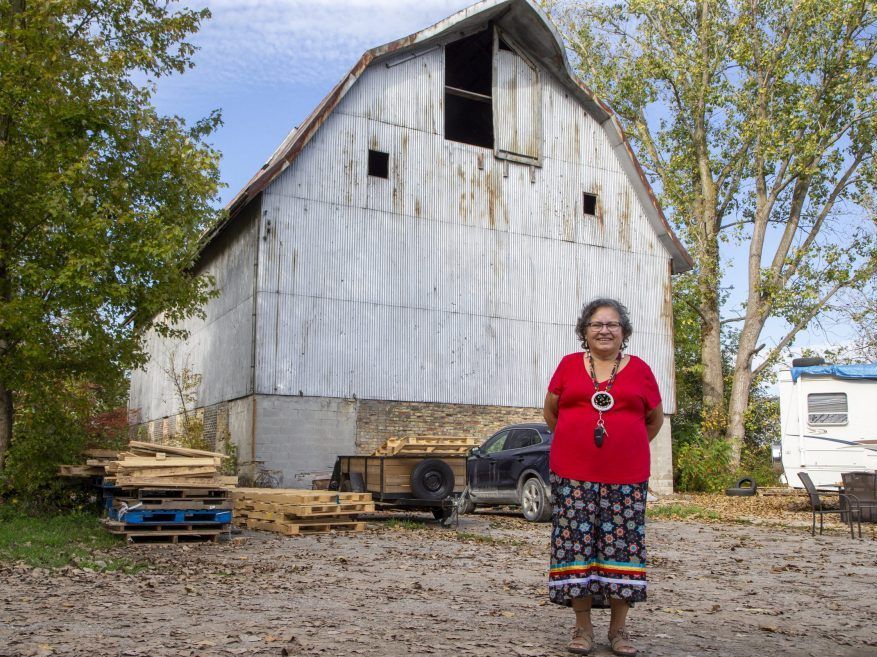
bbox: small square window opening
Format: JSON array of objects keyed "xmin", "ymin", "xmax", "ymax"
[
  {"xmin": 368, "ymin": 150, "xmax": 389, "ymax": 179},
  {"xmin": 583, "ymin": 192, "xmax": 598, "ymax": 215}
]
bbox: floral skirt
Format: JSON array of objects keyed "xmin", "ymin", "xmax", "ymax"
[{"xmin": 548, "ymin": 474, "xmax": 648, "ymax": 607}]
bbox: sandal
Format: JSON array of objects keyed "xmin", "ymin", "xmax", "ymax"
[
  {"xmin": 567, "ymin": 626, "xmax": 594, "ymax": 655},
  {"xmin": 608, "ymin": 628, "xmax": 637, "ymax": 656}
]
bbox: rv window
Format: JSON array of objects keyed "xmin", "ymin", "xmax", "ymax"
[
  {"xmin": 444, "ymin": 30, "xmax": 494, "ymax": 149},
  {"xmin": 807, "ymin": 392, "xmax": 848, "ymax": 426}
]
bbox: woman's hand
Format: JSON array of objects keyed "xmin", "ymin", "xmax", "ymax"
[
  {"xmin": 543, "ymin": 392, "xmax": 560, "ymax": 431},
  {"xmin": 645, "ymin": 403, "xmax": 664, "ymax": 441}
]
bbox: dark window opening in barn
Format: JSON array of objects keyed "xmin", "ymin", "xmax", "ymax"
[
  {"xmin": 368, "ymin": 149, "xmax": 389, "ymax": 179},
  {"xmin": 444, "ymin": 30, "xmax": 494, "ymax": 149},
  {"xmin": 583, "ymin": 192, "xmax": 598, "ymax": 216}
]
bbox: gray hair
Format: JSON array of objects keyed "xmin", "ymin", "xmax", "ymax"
[{"xmin": 575, "ymin": 298, "xmax": 633, "ymax": 350}]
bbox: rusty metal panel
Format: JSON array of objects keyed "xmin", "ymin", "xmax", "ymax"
[
  {"xmin": 493, "ymin": 32, "xmax": 541, "ymax": 164},
  {"xmin": 129, "ymin": 201, "xmax": 259, "ymax": 423}
]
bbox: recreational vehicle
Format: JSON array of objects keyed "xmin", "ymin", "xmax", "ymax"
[{"xmin": 776, "ymin": 360, "xmax": 877, "ymax": 488}]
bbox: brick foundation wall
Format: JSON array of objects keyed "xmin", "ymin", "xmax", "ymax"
[
  {"xmin": 354, "ymin": 399, "xmax": 544, "ymax": 454},
  {"xmin": 130, "ymin": 401, "xmax": 231, "ymax": 450}
]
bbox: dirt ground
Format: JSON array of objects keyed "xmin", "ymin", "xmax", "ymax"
[{"xmin": 2, "ymin": 497, "xmax": 877, "ymax": 657}]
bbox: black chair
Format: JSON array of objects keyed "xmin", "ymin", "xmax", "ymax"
[
  {"xmin": 797, "ymin": 471, "xmax": 858, "ymax": 538},
  {"xmin": 841, "ymin": 471, "xmax": 877, "ymax": 536}
]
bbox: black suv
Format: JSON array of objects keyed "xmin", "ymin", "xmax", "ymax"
[{"xmin": 461, "ymin": 423, "xmax": 553, "ymax": 522}]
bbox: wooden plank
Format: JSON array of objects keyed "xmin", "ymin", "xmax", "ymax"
[
  {"xmin": 245, "ymin": 519, "xmax": 366, "ymax": 536},
  {"xmin": 128, "ymin": 440, "xmax": 228, "ymax": 459},
  {"xmin": 113, "ymin": 457, "xmax": 220, "ymax": 468},
  {"xmin": 82, "ymin": 449, "xmax": 119, "ymax": 459},
  {"xmin": 248, "ymin": 501, "xmax": 375, "ymax": 517},
  {"xmin": 113, "ymin": 476, "xmax": 237, "ymax": 487},
  {"xmin": 116, "ymin": 466, "xmax": 218, "ymax": 478}
]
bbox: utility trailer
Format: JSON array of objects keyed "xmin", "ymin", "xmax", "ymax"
[
  {"xmin": 776, "ymin": 360, "xmax": 877, "ymax": 489},
  {"xmin": 332, "ymin": 453, "xmax": 468, "ymax": 525}
]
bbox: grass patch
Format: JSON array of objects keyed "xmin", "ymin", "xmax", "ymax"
[
  {"xmin": 456, "ymin": 530, "xmax": 496, "ymax": 543},
  {"xmin": 382, "ymin": 518, "xmax": 424, "ymax": 531},
  {"xmin": 647, "ymin": 503, "xmax": 721, "ymax": 521},
  {"xmin": 0, "ymin": 505, "xmax": 142, "ymax": 572}
]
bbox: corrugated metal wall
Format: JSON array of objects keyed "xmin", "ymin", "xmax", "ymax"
[
  {"xmin": 128, "ymin": 201, "xmax": 260, "ymax": 423},
  {"xmin": 256, "ymin": 43, "xmax": 677, "ymax": 411}
]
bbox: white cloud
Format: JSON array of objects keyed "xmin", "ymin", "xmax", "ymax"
[{"xmin": 178, "ymin": 0, "xmax": 472, "ymax": 90}]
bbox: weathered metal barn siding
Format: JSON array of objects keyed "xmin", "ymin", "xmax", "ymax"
[
  {"xmin": 129, "ymin": 201, "xmax": 260, "ymax": 423},
  {"xmin": 253, "ymin": 41, "xmax": 677, "ymax": 411}
]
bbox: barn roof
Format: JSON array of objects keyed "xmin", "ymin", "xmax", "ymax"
[{"xmin": 207, "ymin": 0, "xmax": 693, "ymax": 273}]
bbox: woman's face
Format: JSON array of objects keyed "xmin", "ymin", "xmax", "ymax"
[{"xmin": 586, "ymin": 306, "xmax": 624, "ymax": 357}]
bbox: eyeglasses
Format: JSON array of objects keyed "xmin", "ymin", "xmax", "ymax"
[{"xmin": 586, "ymin": 321, "xmax": 622, "ymax": 331}]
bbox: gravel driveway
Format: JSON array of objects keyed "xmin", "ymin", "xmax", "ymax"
[{"xmin": 2, "ymin": 508, "xmax": 876, "ymax": 657}]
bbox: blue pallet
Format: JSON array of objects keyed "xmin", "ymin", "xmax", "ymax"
[{"xmin": 108, "ymin": 508, "xmax": 232, "ymax": 524}]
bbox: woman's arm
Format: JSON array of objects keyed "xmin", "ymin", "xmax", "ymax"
[
  {"xmin": 645, "ymin": 403, "xmax": 664, "ymax": 441},
  {"xmin": 543, "ymin": 392, "xmax": 560, "ymax": 431}
]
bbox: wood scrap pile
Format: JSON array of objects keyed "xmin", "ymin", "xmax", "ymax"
[
  {"xmin": 98, "ymin": 442, "xmax": 236, "ymax": 543},
  {"xmin": 102, "ymin": 441, "xmax": 237, "ymax": 488},
  {"xmin": 372, "ymin": 436, "xmax": 479, "ymax": 456},
  {"xmin": 231, "ymin": 488, "xmax": 374, "ymax": 536}
]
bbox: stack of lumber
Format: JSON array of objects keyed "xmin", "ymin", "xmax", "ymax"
[
  {"xmin": 58, "ymin": 448, "xmax": 119, "ymax": 477},
  {"xmin": 231, "ymin": 488, "xmax": 374, "ymax": 536},
  {"xmin": 100, "ymin": 441, "xmax": 236, "ymax": 544},
  {"xmin": 102, "ymin": 441, "xmax": 236, "ymax": 488},
  {"xmin": 372, "ymin": 436, "xmax": 479, "ymax": 456}
]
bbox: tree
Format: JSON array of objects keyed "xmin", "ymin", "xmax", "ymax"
[
  {"xmin": 0, "ymin": 1, "xmax": 221, "ymax": 470},
  {"xmin": 547, "ymin": 0, "xmax": 877, "ymax": 466}
]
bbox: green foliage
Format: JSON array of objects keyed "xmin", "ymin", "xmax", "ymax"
[
  {"xmin": 1, "ymin": 374, "xmax": 129, "ymax": 506},
  {"xmin": 675, "ymin": 434, "xmax": 731, "ymax": 492},
  {"xmin": 0, "ymin": 505, "xmax": 141, "ymax": 571},
  {"xmin": 647, "ymin": 503, "xmax": 720, "ymax": 521},
  {"xmin": 548, "ymin": 0, "xmax": 877, "ymax": 465},
  {"xmin": 0, "ymin": 1, "xmax": 222, "ymax": 468}
]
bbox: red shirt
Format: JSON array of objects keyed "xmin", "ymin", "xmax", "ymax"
[{"xmin": 548, "ymin": 353, "xmax": 661, "ymax": 484}]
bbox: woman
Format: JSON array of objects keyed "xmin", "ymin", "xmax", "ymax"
[{"xmin": 543, "ymin": 298, "xmax": 663, "ymax": 656}]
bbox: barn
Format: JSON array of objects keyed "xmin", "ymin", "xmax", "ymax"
[{"xmin": 128, "ymin": 0, "xmax": 693, "ymax": 493}]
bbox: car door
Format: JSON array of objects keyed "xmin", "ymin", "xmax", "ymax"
[
  {"xmin": 495, "ymin": 428, "xmax": 543, "ymax": 501},
  {"xmin": 468, "ymin": 430, "xmax": 510, "ymax": 498}
]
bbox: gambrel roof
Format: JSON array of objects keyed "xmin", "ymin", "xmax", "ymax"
[{"xmin": 208, "ymin": 0, "xmax": 693, "ymax": 273}]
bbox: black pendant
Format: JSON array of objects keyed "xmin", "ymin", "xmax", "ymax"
[
  {"xmin": 594, "ymin": 425, "xmax": 605, "ymax": 447},
  {"xmin": 591, "ymin": 390, "xmax": 615, "ymax": 412}
]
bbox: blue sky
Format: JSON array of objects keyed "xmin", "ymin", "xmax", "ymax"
[
  {"xmin": 150, "ymin": 0, "xmax": 861, "ymax": 362},
  {"xmin": 152, "ymin": 0, "xmax": 473, "ymax": 207}
]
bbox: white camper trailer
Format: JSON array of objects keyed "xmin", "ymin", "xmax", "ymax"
[{"xmin": 777, "ymin": 361, "xmax": 877, "ymax": 488}]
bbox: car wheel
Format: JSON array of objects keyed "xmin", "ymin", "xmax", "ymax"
[
  {"xmin": 520, "ymin": 476, "xmax": 552, "ymax": 522},
  {"xmin": 410, "ymin": 458, "xmax": 456, "ymax": 501}
]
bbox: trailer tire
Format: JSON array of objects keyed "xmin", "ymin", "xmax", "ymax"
[
  {"xmin": 725, "ymin": 477, "xmax": 757, "ymax": 496},
  {"xmin": 411, "ymin": 459, "xmax": 455, "ymax": 501}
]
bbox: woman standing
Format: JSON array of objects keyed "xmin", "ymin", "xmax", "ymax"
[{"xmin": 543, "ymin": 298, "xmax": 663, "ymax": 656}]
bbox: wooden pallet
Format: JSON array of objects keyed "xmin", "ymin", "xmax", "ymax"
[
  {"xmin": 230, "ymin": 488, "xmax": 372, "ymax": 505},
  {"xmin": 102, "ymin": 519, "xmax": 228, "ymax": 543},
  {"xmin": 112, "ymin": 497, "xmax": 233, "ymax": 511},
  {"xmin": 245, "ymin": 518, "xmax": 366, "ymax": 536},
  {"xmin": 231, "ymin": 488, "xmax": 374, "ymax": 534},
  {"xmin": 58, "ymin": 465, "xmax": 106, "ymax": 477},
  {"xmin": 373, "ymin": 436, "xmax": 479, "ymax": 456},
  {"xmin": 246, "ymin": 500, "xmax": 376, "ymax": 518}
]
